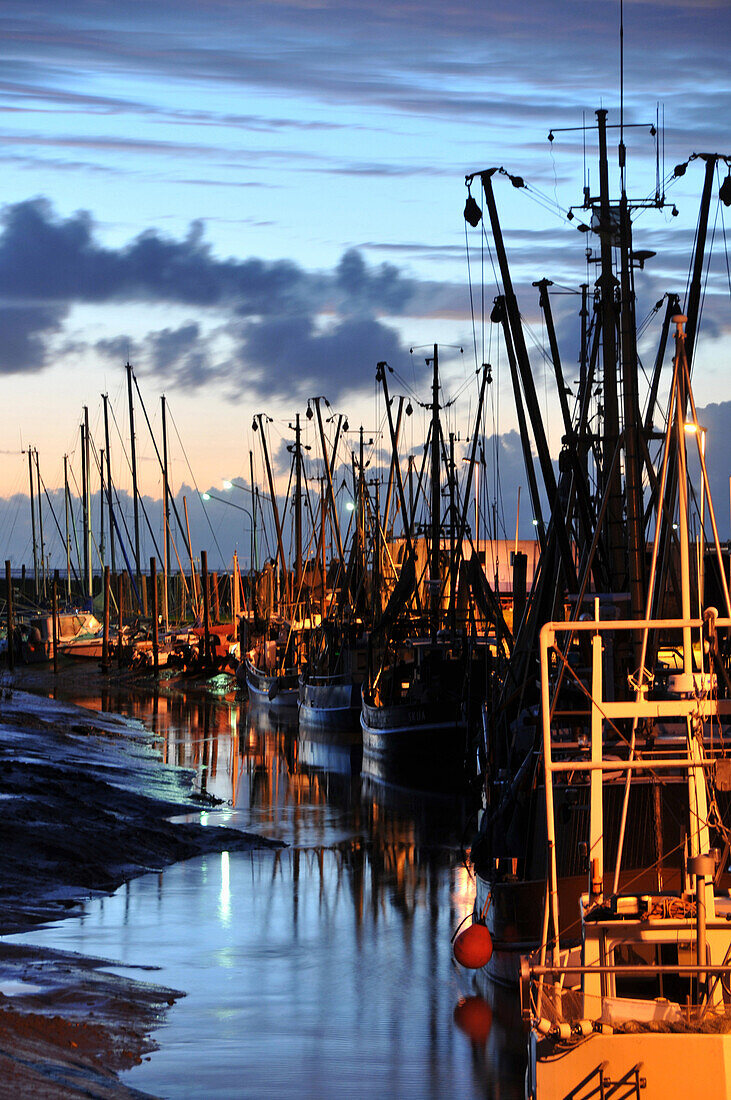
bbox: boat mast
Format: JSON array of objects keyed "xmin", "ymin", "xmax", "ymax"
[
  {"xmin": 63, "ymin": 454, "xmax": 71, "ymax": 601},
  {"xmin": 99, "ymin": 448, "xmax": 105, "ymax": 568},
  {"xmin": 34, "ymin": 449, "xmax": 46, "ymax": 599},
  {"xmin": 27, "ymin": 446, "xmax": 39, "ymax": 600},
  {"xmin": 294, "ymin": 412, "xmax": 303, "ymax": 599},
  {"xmin": 249, "ymin": 449, "xmax": 258, "ymax": 572},
  {"xmin": 161, "ymin": 394, "xmax": 171, "ymax": 626},
  {"xmin": 80, "ymin": 416, "xmax": 89, "ymax": 603},
  {"xmin": 102, "ymin": 393, "xmax": 116, "ymax": 575},
  {"xmin": 595, "ymin": 109, "xmax": 626, "ymax": 593},
  {"xmin": 84, "ymin": 406, "xmax": 92, "ymax": 602},
  {"xmin": 126, "ymin": 360, "xmax": 142, "ymax": 586},
  {"xmin": 428, "ymin": 344, "xmax": 441, "ymax": 641},
  {"xmin": 254, "ymin": 413, "xmax": 287, "ymax": 608}
]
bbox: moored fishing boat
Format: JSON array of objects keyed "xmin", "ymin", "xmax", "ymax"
[
  {"xmin": 522, "ymin": 601, "xmax": 731, "ymax": 1097},
  {"xmin": 465, "ymin": 110, "xmax": 731, "ymax": 985}
]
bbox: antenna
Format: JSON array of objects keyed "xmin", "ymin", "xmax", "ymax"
[
  {"xmin": 620, "ymin": 0, "xmax": 624, "ymax": 145},
  {"xmin": 619, "ymin": 0, "xmax": 626, "ymax": 192}
]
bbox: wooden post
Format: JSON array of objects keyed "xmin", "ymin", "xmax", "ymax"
[
  {"xmin": 5, "ymin": 561, "xmax": 13, "ymax": 672},
  {"xmin": 201, "ymin": 550, "xmax": 211, "ymax": 667},
  {"xmin": 150, "ymin": 557, "xmax": 159, "ymax": 675},
  {"xmin": 102, "ymin": 566, "xmax": 111, "ymax": 673},
  {"xmin": 51, "ymin": 573, "xmax": 59, "ymax": 675}
]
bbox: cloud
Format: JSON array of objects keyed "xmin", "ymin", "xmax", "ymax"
[
  {"xmin": 0, "ymin": 302, "xmax": 66, "ymax": 371},
  {"xmin": 0, "ymin": 199, "xmax": 423, "ymax": 397}
]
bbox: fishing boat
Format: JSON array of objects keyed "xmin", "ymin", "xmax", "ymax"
[
  {"xmin": 360, "ymin": 353, "xmax": 495, "ymax": 791},
  {"xmin": 522, "ymin": 601, "xmax": 731, "ymax": 1097},
  {"xmin": 299, "ymin": 669, "xmax": 362, "ymax": 729},
  {"xmin": 465, "ymin": 111, "xmax": 731, "ymax": 984},
  {"xmin": 243, "ymin": 627, "xmax": 300, "ymax": 708},
  {"xmin": 19, "ymin": 611, "xmax": 102, "ymax": 663}
]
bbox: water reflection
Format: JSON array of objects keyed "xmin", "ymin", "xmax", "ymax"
[{"xmin": 31, "ymin": 681, "xmax": 526, "ymax": 1098}]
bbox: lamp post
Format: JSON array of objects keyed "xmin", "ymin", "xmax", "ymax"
[{"xmin": 201, "ymin": 492, "xmax": 254, "ymax": 573}]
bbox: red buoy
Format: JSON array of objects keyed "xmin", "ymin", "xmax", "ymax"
[
  {"xmin": 453, "ymin": 922, "xmax": 493, "ymax": 968},
  {"xmin": 453, "ymin": 995, "xmax": 493, "ymax": 1044}
]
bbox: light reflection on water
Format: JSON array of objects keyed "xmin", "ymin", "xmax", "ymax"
[{"xmin": 11, "ymin": 682, "xmax": 526, "ymax": 1099}]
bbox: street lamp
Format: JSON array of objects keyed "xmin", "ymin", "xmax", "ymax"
[{"xmin": 200, "ymin": 491, "xmax": 255, "ymax": 573}]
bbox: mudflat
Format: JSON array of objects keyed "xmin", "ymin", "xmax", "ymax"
[{"xmin": 0, "ymin": 677, "xmax": 279, "ymax": 1098}]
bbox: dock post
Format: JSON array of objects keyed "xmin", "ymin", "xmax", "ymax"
[
  {"xmin": 150, "ymin": 557, "xmax": 159, "ymax": 676},
  {"xmin": 5, "ymin": 561, "xmax": 13, "ymax": 672}
]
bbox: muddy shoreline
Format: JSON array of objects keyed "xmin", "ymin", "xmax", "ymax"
[{"xmin": 0, "ymin": 667, "xmax": 280, "ymax": 1098}]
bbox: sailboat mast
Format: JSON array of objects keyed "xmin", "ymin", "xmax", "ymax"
[
  {"xmin": 161, "ymin": 395, "xmax": 171, "ymax": 625},
  {"xmin": 102, "ymin": 394, "xmax": 116, "ymax": 575},
  {"xmin": 63, "ymin": 454, "xmax": 71, "ymax": 601},
  {"xmin": 429, "ymin": 343, "xmax": 440, "ymax": 639},
  {"xmin": 249, "ymin": 449, "xmax": 258, "ymax": 572},
  {"xmin": 126, "ymin": 360, "xmax": 142, "ymax": 585},
  {"xmin": 255, "ymin": 414, "xmax": 287, "ymax": 605},
  {"xmin": 99, "ymin": 449, "xmax": 105, "ymax": 567},
  {"xmin": 27, "ymin": 447, "xmax": 39, "ymax": 600},
  {"xmin": 294, "ymin": 412, "xmax": 303, "ymax": 597},
  {"xmin": 34, "ymin": 449, "xmax": 46, "ymax": 598},
  {"xmin": 84, "ymin": 406, "xmax": 92, "ymax": 602}
]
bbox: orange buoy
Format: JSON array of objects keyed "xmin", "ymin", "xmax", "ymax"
[
  {"xmin": 453, "ymin": 995, "xmax": 493, "ymax": 1044},
  {"xmin": 453, "ymin": 921, "xmax": 493, "ymax": 968}
]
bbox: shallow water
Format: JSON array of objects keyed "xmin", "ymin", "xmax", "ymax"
[{"xmin": 8, "ymin": 681, "xmax": 527, "ymax": 1099}]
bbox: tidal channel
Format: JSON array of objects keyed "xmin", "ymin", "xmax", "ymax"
[{"xmin": 8, "ymin": 680, "xmax": 526, "ymax": 1098}]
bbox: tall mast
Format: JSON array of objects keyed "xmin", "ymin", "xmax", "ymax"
[
  {"xmin": 34, "ymin": 449, "xmax": 46, "ymax": 599},
  {"xmin": 99, "ymin": 448, "xmax": 105, "ymax": 568},
  {"xmin": 294, "ymin": 412, "xmax": 303, "ymax": 597},
  {"xmin": 102, "ymin": 394, "xmax": 116, "ymax": 575},
  {"xmin": 27, "ymin": 447, "xmax": 39, "ymax": 600},
  {"xmin": 255, "ymin": 414, "xmax": 287, "ymax": 603},
  {"xmin": 595, "ymin": 109, "xmax": 625, "ymax": 590},
  {"xmin": 249, "ymin": 449, "xmax": 258, "ymax": 572},
  {"xmin": 126, "ymin": 360, "xmax": 141, "ymax": 585},
  {"xmin": 617, "ymin": 139, "xmax": 645, "ymax": 622},
  {"xmin": 161, "ymin": 394, "xmax": 171, "ymax": 625},
  {"xmin": 84, "ymin": 406, "xmax": 92, "ymax": 601},
  {"xmin": 80, "ymin": 418, "xmax": 89, "ymax": 602},
  {"xmin": 63, "ymin": 454, "xmax": 71, "ymax": 601},
  {"xmin": 429, "ymin": 343, "xmax": 441, "ymax": 640}
]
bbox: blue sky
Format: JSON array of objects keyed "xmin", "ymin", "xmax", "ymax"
[{"xmin": 0, "ymin": 0, "xmax": 729, "ymax": 563}]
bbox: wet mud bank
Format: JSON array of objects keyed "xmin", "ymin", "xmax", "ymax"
[{"xmin": 0, "ymin": 672, "xmax": 281, "ymax": 1098}]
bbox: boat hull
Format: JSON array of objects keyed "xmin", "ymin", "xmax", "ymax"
[
  {"xmin": 244, "ymin": 657, "xmax": 299, "ymax": 708},
  {"xmin": 528, "ymin": 1029, "xmax": 731, "ymax": 1100},
  {"xmin": 360, "ymin": 694, "xmax": 466, "ymax": 790},
  {"xmin": 298, "ymin": 676, "xmax": 361, "ymax": 731}
]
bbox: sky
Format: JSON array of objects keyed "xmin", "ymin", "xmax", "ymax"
[{"xmin": 0, "ymin": 0, "xmax": 730, "ymax": 569}]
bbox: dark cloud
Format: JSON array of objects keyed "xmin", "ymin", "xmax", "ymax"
[
  {"xmin": 0, "ymin": 302, "xmax": 66, "ymax": 371},
  {"xmin": 236, "ymin": 312, "xmax": 409, "ymax": 401},
  {"xmin": 0, "ymin": 198, "xmax": 421, "ymax": 396}
]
